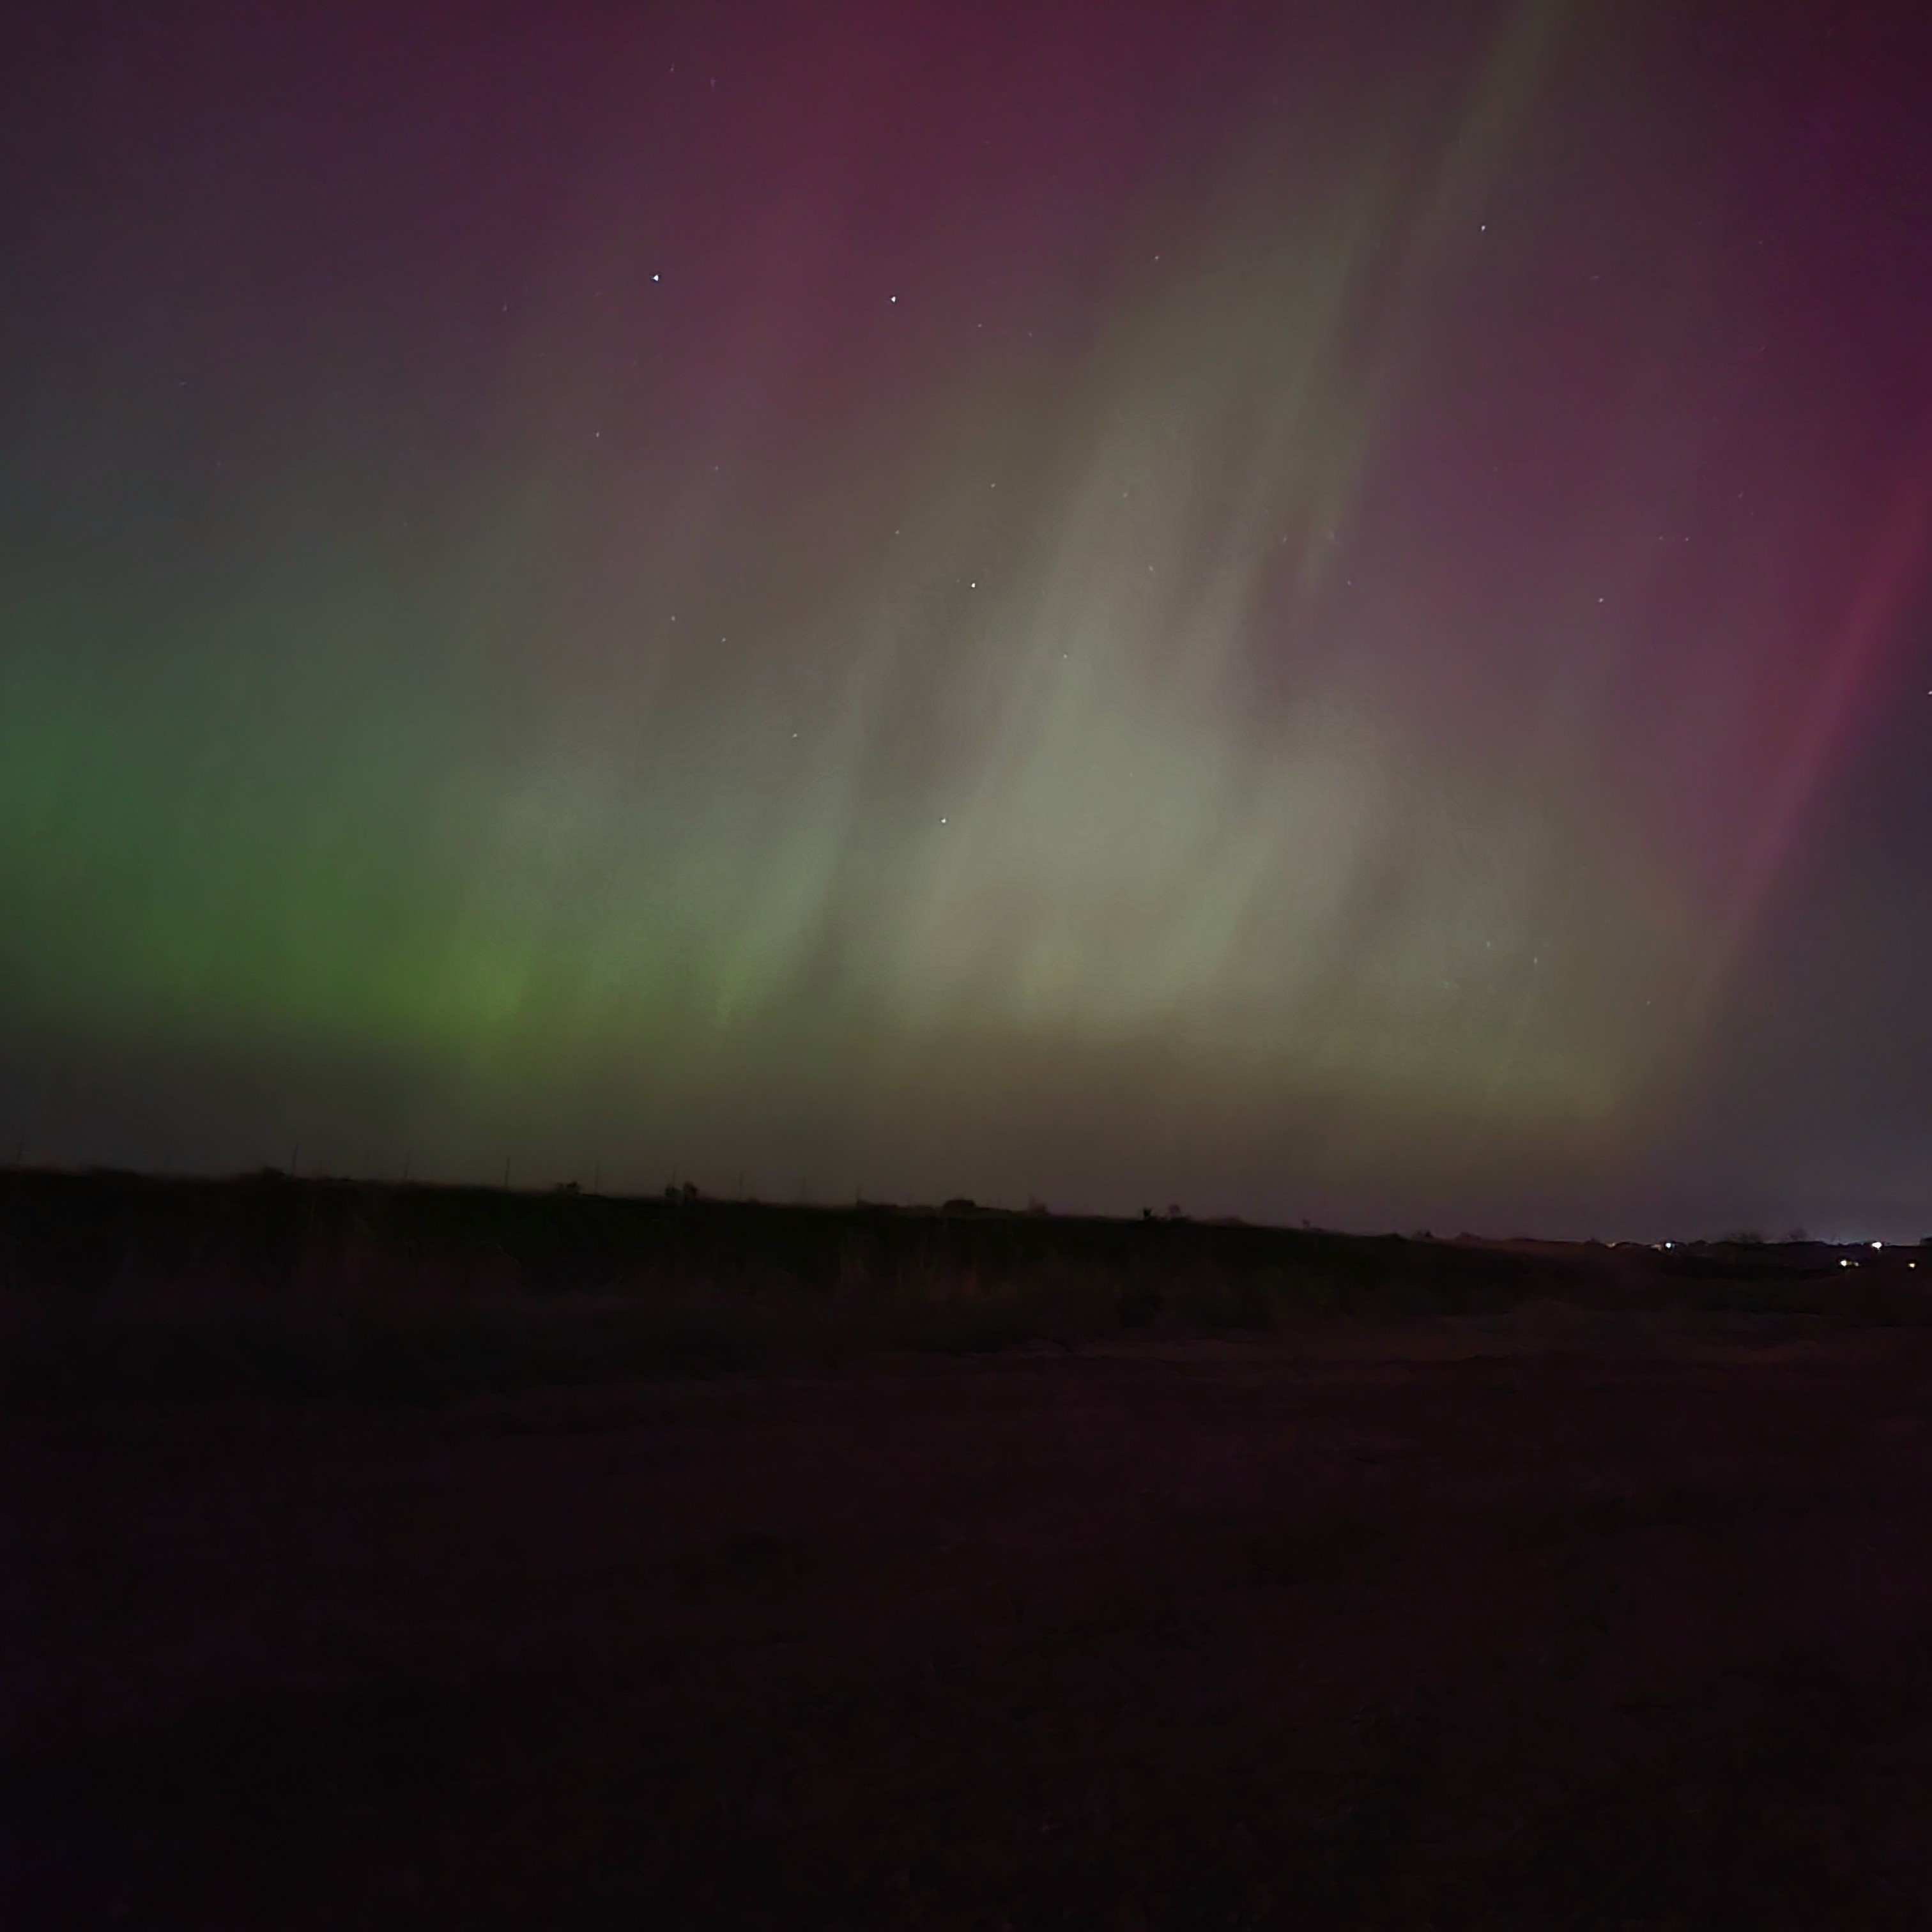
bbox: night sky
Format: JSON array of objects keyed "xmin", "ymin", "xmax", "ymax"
[{"xmin": 4, "ymin": 1, "xmax": 1930, "ymax": 1239}]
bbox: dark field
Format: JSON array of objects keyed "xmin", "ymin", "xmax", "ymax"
[{"xmin": 8, "ymin": 1172, "xmax": 1932, "ymax": 1927}]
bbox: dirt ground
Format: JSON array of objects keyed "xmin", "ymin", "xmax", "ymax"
[{"xmin": 8, "ymin": 1309, "xmax": 1932, "ymax": 1929}]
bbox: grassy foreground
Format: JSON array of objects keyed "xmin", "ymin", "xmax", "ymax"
[
  {"xmin": 2, "ymin": 1167, "xmax": 1926, "ymax": 1403},
  {"xmin": 12, "ymin": 1169, "xmax": 1932, "ymax": 1927}
]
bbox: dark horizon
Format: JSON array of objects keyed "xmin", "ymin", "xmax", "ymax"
[{"xmin": 4, "ymin": 1155, "xmax": 1926, "ymax": 1254}]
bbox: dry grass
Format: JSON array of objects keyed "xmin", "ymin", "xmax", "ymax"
[
  {"xmin": 0, "ymin": 1252, "xmax": 1317, "ymax": 1405},
  {"xmin": 4, "ymin": 1169, "xmax": 1922, "ymax": 1406}
]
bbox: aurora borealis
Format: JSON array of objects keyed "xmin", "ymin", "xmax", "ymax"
[{"xmin": 3, "ymin": 1, "xmax": 1930, "ymax": 1236}]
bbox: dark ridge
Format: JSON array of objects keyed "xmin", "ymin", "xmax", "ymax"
[{"xmin": 1, "ymin": 1166, "xmax": 1924, "ymax": 1406}]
